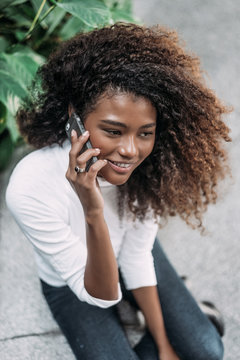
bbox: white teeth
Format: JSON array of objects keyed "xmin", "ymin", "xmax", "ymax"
[{"xmin": 112, "ymin": 161, "xmax": 131, "ymax": 168}]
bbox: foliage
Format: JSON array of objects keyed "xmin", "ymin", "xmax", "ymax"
[{"xmin": 0, "ymin": 0, "xmax": 137, "ymax": 170}]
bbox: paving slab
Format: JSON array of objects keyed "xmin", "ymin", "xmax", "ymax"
[{"xmin": 0, "ymin": 332, "xmax": 73, "ymax": 360}]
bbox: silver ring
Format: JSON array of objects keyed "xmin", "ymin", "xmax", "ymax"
[{"xmin": 75, "ymin": 166, "xmax": 85, "ymax": 174}]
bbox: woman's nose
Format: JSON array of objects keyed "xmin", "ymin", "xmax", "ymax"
[{"xmin": 118, "ymin": 136, "xmax": 138, "ymax": 158}]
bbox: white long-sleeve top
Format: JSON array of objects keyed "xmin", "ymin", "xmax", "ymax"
[{"xmin": 5, "ymin": 140, "xmax": 158, "ymax": 308}]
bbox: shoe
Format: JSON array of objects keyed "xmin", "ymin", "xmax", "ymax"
[
  {"xmin": 199, "ymin": 300, "xmax": 225, "ymax": 337},
  {"xmin": 181, "ymin": 276, "xmax": 225, "ymax": 337},
  {"xmin": 117, "ymin": 300, "xmax": 146, "ymax": 348},
  {"xmin": 117, "ymin": 300, "xmax": 146, "ymax": 330}
]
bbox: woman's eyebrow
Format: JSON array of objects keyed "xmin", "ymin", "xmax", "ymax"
[{"xmin": 99, "ymin": 119, "xmax": 156, "ymax": 129}]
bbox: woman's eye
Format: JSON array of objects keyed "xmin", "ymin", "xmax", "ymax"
[
  {"xmin": 104, "ymin": 129, "xmax": 153, "ymax": 137},
  {"xmin": 105, "ymin": 129, "xmax": 121, "ymax": 136},
  {"xmin": 139, "ymin": 132, "xmax": 153, "ymax": 137}
]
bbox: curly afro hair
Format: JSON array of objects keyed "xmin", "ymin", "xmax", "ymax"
[{"xmin": 17, "ymin": 22, "xmax": 231, "ymax": 229}]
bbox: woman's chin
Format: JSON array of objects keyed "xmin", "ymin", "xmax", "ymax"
[{"xmin": 98, "ymin": 168, "xmax": 131, "ymax": 186}]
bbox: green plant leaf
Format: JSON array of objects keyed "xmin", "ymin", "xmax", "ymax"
[
  {"xmin": 110, "ymin": 9, "xmax": 137, "ymax": 23},
  {"xmin": 44, "ymin": 6, "xmax": 66, "ymax": 37},
  {"xmin": 0, "ymin": 69, "xmax": 27, "ymax": 115},
  {"xmin": 6, "ymin": 108, "xmax": 20, "ymax": 142},
  {"xmin": 11, "ymin": 45, "xmax": 45, "ymax": 66},
  {"xmin": 0, "ymin": 37, "xmax": 10, "ymax": 52},
  {"xmin": 15, "ymin": 30, "xmax": 26, "ymax": 41},
  {"xmin": 54, "ymin": 0, "xmax": 111, "ymax": 27},
  {"xmin": 2, "ymin": 5, "xmax": 33, "ymax": 28},
  {"xmin": 0, "ymin": 52, "xmax": 41, "ymax": 92},
  {"xmin": 59, "ymin": 16, "xmax": 91, "ymax": 40},
  {"xmin": 0, "ymin": 0, "xmax": 27, "ymax": 11},
  {"xmin": 103, "ymin": 0, "xmax": 132, "ymax": 12}
]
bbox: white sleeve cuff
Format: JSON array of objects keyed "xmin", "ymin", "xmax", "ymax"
[
  {"xmin": 79, "ymin": 282, "xmax": 122, "ymax": 308},
  {"xmin": 120, "ymin": 253, "xmax": 157, "ymax": 290}
]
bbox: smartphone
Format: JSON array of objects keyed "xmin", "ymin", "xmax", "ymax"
[{"xmin": 65, "ymin": 112, "xmax": 98, "ymax": 172}]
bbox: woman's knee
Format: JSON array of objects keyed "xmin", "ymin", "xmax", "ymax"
[
  {"xmin": 202, "ymin": 337, "xmax": 223, "ymax": 360},
  {"xmin": 185, "ymin": 332, "xmax": 224, "ymax": 360}
]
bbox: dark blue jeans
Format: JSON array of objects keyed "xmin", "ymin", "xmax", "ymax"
[{"xmin": 40, "ymin": 239, "xmax": 223, "ymax": 360}]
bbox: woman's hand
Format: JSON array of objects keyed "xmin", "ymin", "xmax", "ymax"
[
  {"xmin": 65, "ymin": 129, "xmax": 107, "ymax": 216},
  {"xmin": 159, "ymin": 343, "xmax": 180, "ymax": 360}
]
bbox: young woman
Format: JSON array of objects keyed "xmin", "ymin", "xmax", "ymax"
[{"xmin": 6, "ymin": 23, "xmax": 231, "ymax": 360}]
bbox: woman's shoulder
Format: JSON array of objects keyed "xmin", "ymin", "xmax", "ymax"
[
  {"xmin": 15, "ymin": 140, "xmax": 69, "ymax": 172},
  {"xmin": 6, "ymin": 141, "xmax": 70, "ymax": 198}
]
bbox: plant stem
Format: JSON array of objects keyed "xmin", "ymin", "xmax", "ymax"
[
  {"xmin": 39, "ymin": 5, "xmax": 56, "ymax": 24},
  {"xmin": 25, "ymin": 0, "xmax": 47, "ymax": 39},
  {"xmin": 6, "ymin": 2, "xmax": 57, "ymax": 53},
  {"xmin": 49, "ymin": 0, "xmax": 58, "ymax": 6}
]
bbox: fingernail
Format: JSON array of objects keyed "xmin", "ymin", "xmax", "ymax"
[
  {"xmin": 95, "ymin": 148, "xmax": 100, "ymax": 153},
  {"xmin": 82, "ymin": 130, "xmax": 89, "ymax": 136},
  {"xmin": 71, "ymin": 129, "xmax": 77, "ymax": 137}
]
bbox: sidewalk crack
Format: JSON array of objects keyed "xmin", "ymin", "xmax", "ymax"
[{"xmin": 0, "ymin": 329, "xmax": 61, "ymax": 342}]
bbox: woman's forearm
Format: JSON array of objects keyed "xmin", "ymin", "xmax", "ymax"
[
  {"xmin": 132, "ymin": 286, "xmax": 169, "ymax": 349},
  {"xmin": 132, "ymin": 286, "xmax": 179, "ymax": 359},
  {"xmin": 84, "ymin": 211, "xmax": 119, "ymax": 300}
]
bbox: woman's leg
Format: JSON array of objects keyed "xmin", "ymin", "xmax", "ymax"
[
  {"xmin": 121, "ymin": 239, "xmax": 224, "ymax": 360},
  {"xmin": 40, "ymin": 280, "xmax": 139, "ymax": 360}
]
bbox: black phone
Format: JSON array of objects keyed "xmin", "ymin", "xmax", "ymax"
[{"xmin": 65, "ymin": 112, "xmax": 98, "ymax": 172}]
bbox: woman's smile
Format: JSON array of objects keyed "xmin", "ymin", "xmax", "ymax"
[
  {"xmin": 107, "ymin": 159, "xmax": 134, "ymax": 173},
  {"xmin": 84, "ymin": 93, "xmax": 157, "ymax": 185}
]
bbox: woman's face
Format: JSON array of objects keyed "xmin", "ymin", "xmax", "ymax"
[{"xmin": 84, "ymin": 93, "xmax": 157, "ymax": 185}]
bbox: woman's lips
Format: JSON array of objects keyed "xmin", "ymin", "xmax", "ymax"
[{"xmin": 107, "ymin": 160, "xmax": 134, "ymax": 173}]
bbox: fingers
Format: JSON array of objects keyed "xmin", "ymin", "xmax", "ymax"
[
  {"xmin": 87, "ymin": 159, "xmax": 108, "ymax": 180},
  {"xmin": 68, "ymin": 129, "xmax": 89, "ymax": 170},
  {"xmin": 76, "ymin": 148, "xmax": 100, "ymax": 167},
  {"xmin": 68, "ymin": 129, "xmax": 107, "ymax": 179}
]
